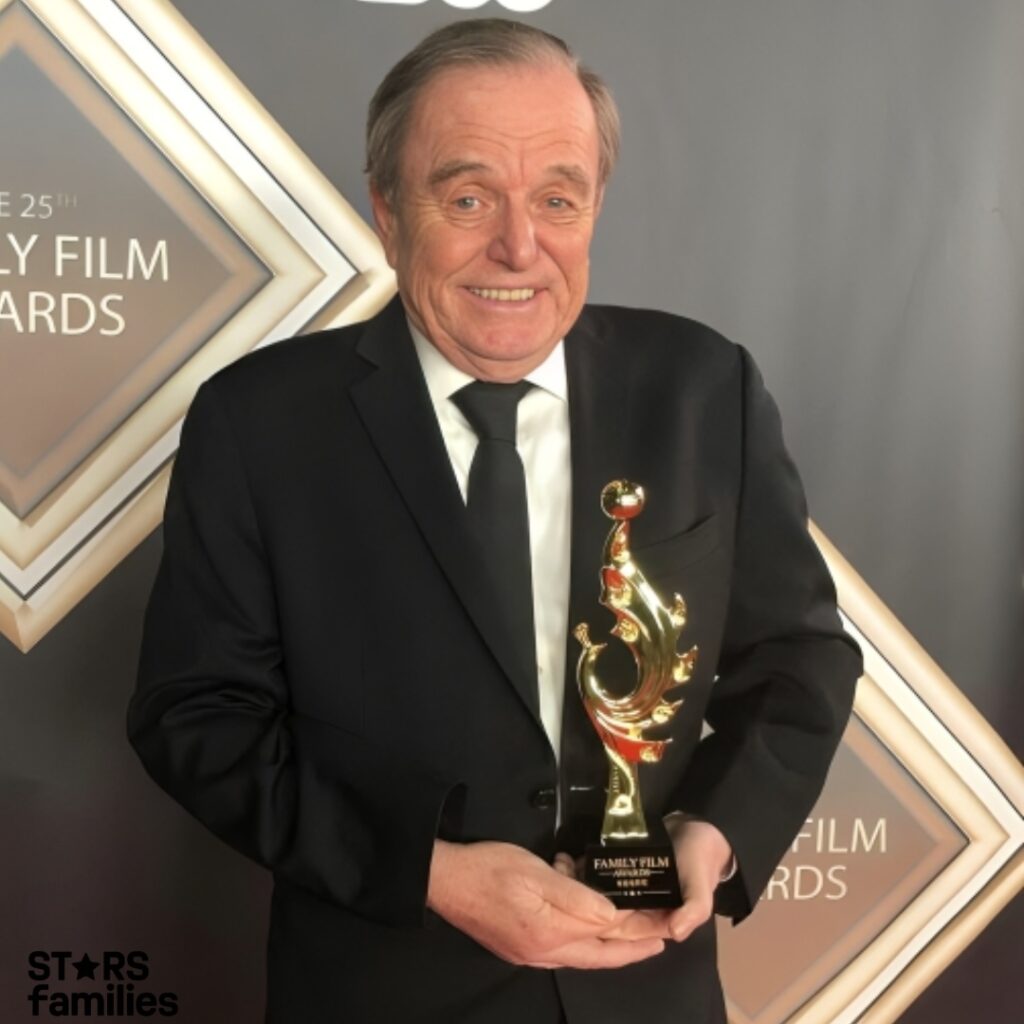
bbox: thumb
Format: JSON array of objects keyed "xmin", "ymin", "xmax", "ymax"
[{"xmin": 552, "ymin": 852, "xmax": 577, "ymax": 879}]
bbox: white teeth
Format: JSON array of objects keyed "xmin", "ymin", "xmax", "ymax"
[{"xmin": 470, "ymin": 287, "xmax": 536, "ymax": 301}]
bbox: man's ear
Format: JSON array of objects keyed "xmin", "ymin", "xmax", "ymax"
[
  {"xmin": 593, "ymin": 183, "xmax": 606, "ymax": 221},
  {"xmin": 369, "ymin": 184, "xmax": 398, "ymax": 269}
]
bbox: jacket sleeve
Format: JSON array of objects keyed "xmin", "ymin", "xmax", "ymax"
[
  {"xmin": 671, "ymin": 345, "xmax": 862, "ymax": 921},
  {"xmin": 128, "ymin": 379, "xmax": 461, "ymax": 927}
]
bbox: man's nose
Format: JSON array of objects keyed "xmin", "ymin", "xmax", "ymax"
[{"xmin": 486, "ymin": 199, "xmax": 538, "ymax": 270}]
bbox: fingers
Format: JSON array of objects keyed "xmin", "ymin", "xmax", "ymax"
[
  {"xmin": 429, "ymin": 840, "xmax": 675, "ymax": 969},
  {"xmin": 659, "ymin": 817, "xmax": 732, "ymax": 942},
  {"xmin": 599, "ymin": 909, "xmax": 674, "ymax": 941},
  {"xmin": 529, "ymin": 936, "xmax": 666, "ymax": 971},
  {"xmin": 552, "ymin": 852, "xmax": 576, "ymax": 879},
  {"xmin": 541, "ymin": 867, "xmax": 618, "ymax": 927},
  {"xmin": 666, "ymin": 890, "xmax": 713, "ymax": 942}
]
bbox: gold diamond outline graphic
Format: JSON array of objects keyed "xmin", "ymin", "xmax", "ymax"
[
  {"xmin": 0, "ymin": 1, "xmax": 271, "ymax": 519},
  {"xmin": 721, "ymin": 714, "xmax": 970, "ymax": 1024},
  {"xmin": 0, "ymin": 0, "xmax": 335, "ymax": 563},
  {"xmin": 722, "ymin": 528, "xmax": 1024, "ymax": 1024},
  {"xmin": 0, "ymin": 0, "xmax": 395, "ymax": 651}
]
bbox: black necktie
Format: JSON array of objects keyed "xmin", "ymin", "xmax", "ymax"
[{"xmin": 452, "ymin": 380, "xmax": 537, "ymax": 712}]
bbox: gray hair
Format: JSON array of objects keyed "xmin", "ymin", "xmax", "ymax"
[{"xmin": 366, "ymin": 18, "xmax": 620, "ymax": 204}]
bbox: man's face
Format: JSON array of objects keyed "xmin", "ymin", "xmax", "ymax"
[{"xmin": 371, "ymin": 61, "xmax": 604, "ymax": 381}]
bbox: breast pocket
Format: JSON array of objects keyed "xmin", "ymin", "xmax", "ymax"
[
  {"xmin": 633, "ymin": 513, "xmax": 722, "ymax": 575},
  {"xmin": 633, "ymin": 513, "xmax": 729, "ymax": 657}
]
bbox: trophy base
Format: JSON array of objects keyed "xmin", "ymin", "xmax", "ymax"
[{"xmin": 583, "ymin": 840, "xmax": 682, "ymax": 909}]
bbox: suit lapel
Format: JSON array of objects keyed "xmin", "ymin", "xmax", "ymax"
[{"xmin": 349, "ymin": 298, "xmax": 543, "ymax": 724}]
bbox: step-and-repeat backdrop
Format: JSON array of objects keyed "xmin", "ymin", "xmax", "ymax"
[{"xmin": 1, "ymin": 1, "xmax": 1021, "ymax": 1021}]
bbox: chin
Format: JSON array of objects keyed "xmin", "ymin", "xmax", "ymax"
[
  {"xmin": 477, "ymin": 320, "xmax": 558, "ymax": 348},
  {"xmin": 475, "ymin": 337, "xmax": 553, "ymax": 363}
]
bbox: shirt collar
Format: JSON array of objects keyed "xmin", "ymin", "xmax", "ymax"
[{"xmin": 408, "ymin": 317, "xmax": 568, "ymax": 405}]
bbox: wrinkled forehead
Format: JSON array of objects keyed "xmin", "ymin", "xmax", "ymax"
[{"xmin": 400, "ymin": 62, "xmax": 600, "ymax": 182}]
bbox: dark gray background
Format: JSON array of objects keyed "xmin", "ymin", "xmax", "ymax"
[{"xmin": 3, "ymin": 0, "xmax": 1021, "ymax": 1021}]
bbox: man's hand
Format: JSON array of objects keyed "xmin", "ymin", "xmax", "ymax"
[
  {"xmin": 661, "ymin": 817, "xmax": 733, "ymax": 941},
  {"xmin": 427, "ymin": 840, "xmax": 666, "ymax": 969},
  {"xmin": 584, "ymin": 818, "xmax": 734, "ymax": 944}
]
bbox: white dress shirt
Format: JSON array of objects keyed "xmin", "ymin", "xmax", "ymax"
[
  {"xmin": 410, "ymin": 322, "xmax": 736, "ymax": 880},
  {"xmin": 409, "ymin": 323, "xmax": 572, "ymax": 763}
]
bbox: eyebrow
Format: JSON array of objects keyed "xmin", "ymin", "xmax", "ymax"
[
  {"xmin": 426, "ymin": 160, "xmax": 594, "ymax": 192},
  {"xmin": 427, "ymin": 161, "xmax": 488, "ymax": 187},
  {"xmin": 548, "ymin": 164, "xmax": 593, "ymax": 192}
]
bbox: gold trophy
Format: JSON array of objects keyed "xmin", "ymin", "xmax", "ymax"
[{"xmin": 573, "ymin": 481, "xmax": 697, "ymax": 908}]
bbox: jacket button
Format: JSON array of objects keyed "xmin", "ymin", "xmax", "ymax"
[{"xmin": 530, "ymin": 787, "xmax": 557, "ymax": 810}]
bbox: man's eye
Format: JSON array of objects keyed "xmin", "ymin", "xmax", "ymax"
[
  {"xmin": 453, "ymin": 196, "xmax": 479, "ymax": 210},
  {"xmin": 545, "ymin": 196, "xmax": 571, "ymax": 209}
]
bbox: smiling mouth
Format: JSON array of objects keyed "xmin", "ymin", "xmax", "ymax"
[{"xmin": 467, "ymin": 287, "xmax": 537, "ymax": 302}]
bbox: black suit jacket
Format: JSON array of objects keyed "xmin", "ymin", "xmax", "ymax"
[{"xmin": 129, "ymin": 296, "xmax": 860, "ymax": 1023}]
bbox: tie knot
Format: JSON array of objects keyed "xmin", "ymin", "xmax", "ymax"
[{"xmin": 452, "ymin": 380, "xmax": 533, "ymax": 444}]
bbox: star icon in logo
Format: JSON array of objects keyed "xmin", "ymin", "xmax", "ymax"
[{"xmin": 72, "ymin": 953, "xmax": 100, "ymax": 981}]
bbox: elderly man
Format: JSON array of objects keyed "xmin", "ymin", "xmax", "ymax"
[{"xmin": 129, "ymin": 18, "xmax": 860, "ymax": 1024}]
